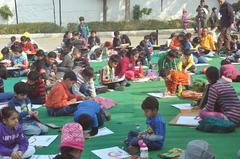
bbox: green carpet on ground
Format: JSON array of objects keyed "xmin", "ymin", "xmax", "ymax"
[{"xmin": 3, "ymin": 54, "xmax": 240, "ymax": 159}]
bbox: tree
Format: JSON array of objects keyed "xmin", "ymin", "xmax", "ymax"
[{"xmin": 103, "ymin": 0, "xmax": 107, "ymax": 22}]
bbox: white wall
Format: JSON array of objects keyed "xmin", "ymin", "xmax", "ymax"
[{"xmin": 0, "ymin": 0, "xmax": 238, "ymax": 26}]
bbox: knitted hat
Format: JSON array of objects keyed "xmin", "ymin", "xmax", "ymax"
[
  {"xmin": 60, "ymin": 122, "xmax": 85, "ymax": 151},
  {"xmin": 179, "ymin": 140, "xmax": 215, "ymax": 159}
]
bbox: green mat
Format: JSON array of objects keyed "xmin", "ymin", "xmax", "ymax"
[{"xmin": 3, "ymin": 55, "xmax": 240, "ymax": 159}]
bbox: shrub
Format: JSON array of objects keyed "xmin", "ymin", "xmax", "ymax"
[
  {"xmin": 67, "ymin": 20, "xmax": 182, "ymax": 32},
  {"xmin": 0, "ymin": 23, "xmax": 64, "ymax": 34},
  {"xmin": 133, "ymin": 5, "xmax": 152, "ymax": 20},
  {"xmin": 0, "ymin": 5, "xmax": 13, "ymax": 20}
]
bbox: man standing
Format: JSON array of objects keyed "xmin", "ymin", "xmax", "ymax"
[{"xmin": 217, "ymin": 0, "xmax": 234, "ymax": 56}]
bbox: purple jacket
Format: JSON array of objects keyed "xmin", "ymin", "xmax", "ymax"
[
  {"xmin": 220, "ymin": 64, "xmax": 240, "ymax": 80},
  {"xmin": 0, "ymin": 123, "xmax": 28, "ymax": 156}
]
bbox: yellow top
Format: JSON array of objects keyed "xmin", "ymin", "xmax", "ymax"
[
  {"xmin": 200, "ymin": 34, "xmax": 216, "ymax": 51},
  {"xmin": 178, "ymin": 54, "xmax": 195, "ymax": 71}
]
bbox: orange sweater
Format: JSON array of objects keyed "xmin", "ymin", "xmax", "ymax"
[
  {"xmin": 45, "ymin": 81, "xmax": 82, "ymax": 109},
  {"xmin": 165, "ymin": 70, "xmax": 189, "ymax": 94},
  {"xmin": 170, "ymin": 37, "xmax": 181, "ymax": 50}
]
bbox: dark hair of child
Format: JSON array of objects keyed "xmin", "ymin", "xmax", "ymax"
[
  {"xmin": 167, "ymin": 50, "xmax": 177, "ymax": 58},
  {"xmin": 11, "ymin": 45, "xmax": 22, "ymax": 53},
  {"xmin": 159, "ymin": 69, "xmax": 170, "ymax": 78},
  {"xmin": 206, "ymin": 66, "xmax": 219, "ymax": 84},
  {"xmin": 91, "ymin": 30, "xmax": 97, "ymax": 34},
  {"xmin": 118, "ymin": 49, "xmax": 128, "ymax": 58},
  {"xmin": 54, "ymin": 147, "xmax": 76, "ymax": 159},
  {"xmin": 114, "ymin": 31, "xmax": 120, "ymax": 37},
  {"xmin": 212, "ymin": 7, "xmax": 217, "ymax": 12},
  {"xmin": 82, "ymin": 67, "xmax": 94, "ymax": 78},
  {"xmin": 109, "ymin": 54, "xmax": 120, "ymax": 63},
  {"xmin": 141, "ymin": 96, "xmax": 159, "ymax": 111},
  {"xmin": 1, "ymin": 47, "xmax": 9, "ymax": 55},
  {"xmin": 14, "ymin": 82, "xmax": 29, "ymax": 95},
  {"xmin": 20, "ymin": 36, "xmax": 27, "ymax": 42},
  {"xmin": 76, "ymin": 114, "xmax": 92, "ymax": 130},
  {"xmin": 63, "ymin": 31, "xmax": 71, "ymax": 39},
  {"xmin": 36, "ymin": 49, "xmax": 45, "ymax": 57},
  {"xmin": 72, "ymin": 32, "xmax": 80, "ymax": 37},
  {"xmin": 27, "ymin": 71, "xmax": 41, "ymax": 81},
  {"xmin": 11, "ymin": 36, "xmax": 16, "ymax": 42},
  {"xmin": 192, "ymin": 37, "xmax": 201, "ymax": 45},
  {"xmin": 144, "ymin": 35, "xmax": 150, "ymax": 40},
  {"xmin": 221, "ymin": 59, "xmax": 231, "ymax": 66},
  {"xmin": 0, "ymin": 107, "xmax": 18, "ymax": 122},
  {"xmin": 169, "ymin": 33, "xmax": 177, "ymax": 39},
  {"xmin": 48, "ymin": 51, "xmax": 57, "ymax": 59},
  {"xmin": 79, "ymin": 16, "xmax": 84, "ymax": 21},
  {"xmin": 63, "ymin": 71, "xmax": 77, "ymax": 81},
  {"xmin": 127, "ymin": 49, "xmax": 139, "ymax": 58}
]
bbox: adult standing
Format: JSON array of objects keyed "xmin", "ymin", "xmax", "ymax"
[
  {"xmin": 196, "ymin": 0, "xmax": 209, "ymax": 35},
  {"xmin": 217, "ymin": 0, "xmax": 234, "ymax": 56}
]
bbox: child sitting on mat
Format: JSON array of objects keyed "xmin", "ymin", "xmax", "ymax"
[
  {"xmin": 115, "ymin": 49, "xmax": 142, "ymax": 80},
  {"xmin": 199, "ymin": 66, "xmax": 240, "ymax": 125},
  {"xmin": 45, "ymin": 71, "xmax": 83, "ymax": 116},
  {"xmin": 26, "ymin": 71, "xmax": 46, "ymax": 104},
  {"xmin": 0, "ymin": 107, "xmax": 35, "ymax": 159},
  {"xmin": 220, "ymin": 59, "xmax": 240, "ymax": 82},
  {"xmin": 54, "ymin": 122, "xmax": 85, "ymax": 159},
  {"xmin": 74, "ymin": 100, "xmax": 111, "ymax": 137},
  {"xmin": 125, "ymin": 97, "xmax": 165, "ymax": 155},
  {"xmin": 161, "ymin": 69, "xmax": 190, "ymax": 96},
  {"xmin": 8, "ymin": 82, "xmax": 48, "ymax": 136},
  {"xmin": 100, "ymin": 54, "xmax": 125, "ymax": 91},
  {"xmin": 72, "ymin": 67, "xmax": 96, "ymax": 99},
  {"xmin": 178, "ymin": 49, "xmax": 196, "ymax": 73}
]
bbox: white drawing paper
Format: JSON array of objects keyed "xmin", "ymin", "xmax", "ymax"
[
  {"xmin": 147, "ymin": 93, "xmax": 176, "ymax": 99},
  {"xmin": 171, "ymin": 103, "xmax": 192, "ymax": 110},
  {"xmin": 28, "ymin": 135, "xmax": 58, "ymax": 147},
  {"xmin": 176, "ymin": 116, "xmax": 200, "ymax": 126},
  {"xmin": 93, "ymin": 127, "xmax": 114, "ymax": 137},
  {"xmin": 92, "ymin": 146, "xmax": 130, "ymax": 159}
]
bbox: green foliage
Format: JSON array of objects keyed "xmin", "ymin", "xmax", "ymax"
[
  {"xmin": 189, "ymin": 79, "xmax": 207, "ymax": 92},
  {"xmin": 133, "ymin": 5, "xmax": 152, "ymax": 20},
  {"xmin": 232, "ymin": 1, "xmax": 240, "ymax": 12},
  {"xmin": 0, "ymin": 5, "xmax": 13, "ymax": 20},
  {"xmin": 0, "ymin": 23, "xmax": 64, "ymax": 34},
  {"xmin": 68, "ymin": 20, "xmax": 182, "ymax": 32}
]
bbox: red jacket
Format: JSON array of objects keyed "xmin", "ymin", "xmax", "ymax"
[
  {"xmin": 27, "ymin": 78, "xmax": 46, "ymax": 104},
  {"xmin": 115, "ymin": 57, "xmax": 136, "ymax": 77},
  {"xmin": 20, "ymin": 42, "xmax": 36, "ymax": 53},
  {"xmin": 45, "ymin": 81, "xmax": 82, "ymax": 109}
]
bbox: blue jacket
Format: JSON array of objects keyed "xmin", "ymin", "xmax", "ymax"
[
  {"xmin": 78, "ymin": 23, "xmax": 89, "ymax": 40},
  {"xmin": 8, "ymin": 96, "xmax": 32, "ymax": 123}
]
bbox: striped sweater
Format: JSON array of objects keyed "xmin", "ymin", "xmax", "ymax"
[
  {"xmin": 27, "ymin": 78, "xmax": 46, "ymax": 104},
  {"xmin": 205, "ymin": 79, "xmax": 240, "ymax": 125}
]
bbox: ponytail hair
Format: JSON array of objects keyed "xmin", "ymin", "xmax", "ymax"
[{"xmin": 53, "ymin": 147, "xmax": 76, "ymax": 159}]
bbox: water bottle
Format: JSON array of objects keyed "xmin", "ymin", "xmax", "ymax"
[
  {"xmin": 138, "ymin": 140, "xmax": 149, "ymax": 159},
  {"xmin": 135, "ymin": 124, "xmax": 140, "ymax": 132}
]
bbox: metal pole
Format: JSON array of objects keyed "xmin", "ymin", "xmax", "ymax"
[
  {"xmin": 59, "ymin": 0, "xmax": 62, "ymax": 26},
  {"xmin": 52, "ymin": 0, "xmax": 56, "ymax": 24},
  {"xmin": 14, "ymin": 0, "xmax": 18, "ymax": 24},
  {"xmin": 156, "ymin": 29, "xmax": 159, "ymax": 45}
]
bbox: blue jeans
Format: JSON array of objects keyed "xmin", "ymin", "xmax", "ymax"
[
  {"xmin": 22, "ymin": 120, "xmax": 48, "ymax": 136},
  {"xmin": 194, "ymin": 56, "xmax": 208, "ymax": 64},
  {"xmin": 13, "ymin": 69, "xmax": 28, "ymax": 77},
  {"xmin": 127, "ymin": 131, "xmax": 163, "ymax": 150},
  {"xmin": 0, "ymin": 92, "xmax": 14, "ymax": 102},
  {"xmin": 80, "ymin": 83, "xmax": 91, "ymax": 97},
  {"xmin": 47, "ymin": 104, "xmax": 78, "ymax": 116}
]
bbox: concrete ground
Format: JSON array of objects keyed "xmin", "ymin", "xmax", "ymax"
[{"xmin": 0, "ymin": 34, "xmax": 170, "ymax": 51}]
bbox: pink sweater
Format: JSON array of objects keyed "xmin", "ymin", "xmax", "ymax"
[
  {"xmin": 220, "ymin": 64, "xmax": 240, "ymax": 80},
  {"xmin": 115, "ymin": 57, "xmax": 136, "ymax": 77}
]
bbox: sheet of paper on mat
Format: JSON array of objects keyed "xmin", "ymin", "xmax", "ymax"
[
  {"xmin": 32, "ymin": 104, "xmax": 42, "ymax": 109},
  {"xmin": 195, "ymin": 63, "xmax": 210, "ymax": 66},
  {"xmin": 171, "ymin": 104, "xmax": 192, "ymax": 110},
  {"xmin": 30, "ymin": 155, "xmax": 56, "ymax": 159},
  {"xmin": 176, "ymin": 116, "xmax": 200, "ymax": 126},
  {"xmin": 133, "ymin": 77, "xmax": 150, "ymax": 83},
  {"xmin": 93, "ymin": 127, "xmax": 114, "ymax": 137},
  {"xmin": 29, "ymin": 135, "xmax": 58, "ymax": 147},
  {"xmin": 232, "ymin": 63, "xmax": 240, "ymax": 65},
  {"xmin": 92, "ymin": 146, "xmax": 131, "ymax": 159},
  {"xmin": 147, "ymin": 93, "xmax": 176, "ymax": 99}
]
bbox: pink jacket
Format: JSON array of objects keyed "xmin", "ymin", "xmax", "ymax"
[
  {"xmin": 220, "ymin": 64, "xmax": 240, "ymax": 80},
  {"xmin": 115, "ymin": 57, "xmax": 136, "ymax": 77}
]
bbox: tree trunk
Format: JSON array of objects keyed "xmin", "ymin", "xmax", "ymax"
[
  {"xmin": 125, "ymin": 0, "xmax": 130, "ymax": 21},
  {"xmin": 103, "ymin": 0, "xmax": 107, "ymax": 22}
]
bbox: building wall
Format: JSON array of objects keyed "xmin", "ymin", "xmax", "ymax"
[{"xmin": 0, "ymin": 0, "xmax": 238, "ymax": 26}]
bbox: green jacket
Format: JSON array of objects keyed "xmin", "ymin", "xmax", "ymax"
[{"xmin": 158, "ymin": 53, "xmax": 177, "ymax": 72}]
